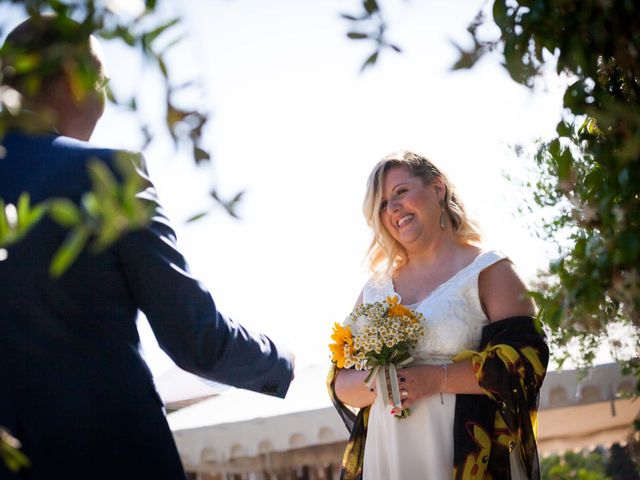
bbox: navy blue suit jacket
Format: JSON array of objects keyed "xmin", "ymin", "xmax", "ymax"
[{"xmin": 0, "ymin": 131, "xmax": 293, "ymax": 479}]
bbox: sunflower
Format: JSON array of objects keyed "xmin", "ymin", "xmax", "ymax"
[
  {"xmin": 386, "ymin": 295, "xmax": 416, "ymax": 321},
  {"xmin": 329, "ymin": 322, "xmax": 354, "ymax": 368}
]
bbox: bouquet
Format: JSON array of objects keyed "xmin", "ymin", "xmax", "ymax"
[{"xmin": 329, "ymin": 296, "xmax": 425, "ymax": 418}]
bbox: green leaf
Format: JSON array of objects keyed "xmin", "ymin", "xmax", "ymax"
[
  {"xmin": 87, "ymin": 160, "xmax": 118, "ymax": 199},
  {"xmin": 13, "ymin": 53, "xmax": 40, "ymax": 74},
  {"xmin": 0, "ymin": 431, "xmax": 31, "ymax": 472},
  {"xmin": 450, "ymin": 41, "xmax": 482, "ymax": 70},
  {"xmin": 363, "ymin": 0, "xmax": 379, "ymax": 15},
  {"xmin": 557, "ymin": 149, "xmax": 573, "ymax": 181},
  {"xmin": 186, "ymin": 211, "xmax": 210, "ymax": 223},
  {"xmin": 145, "ymin": 18, "xmax": 180, "ymax": 45},
  {"xmin": 16, "ymin": 193, "xmax": 30, "ymax": 230},
  {"xmin": 159, "ymin": 35, "xmax": 185, "ymax": 56},
  {"xmin": 556, "ymin": 120, "xmax": 572, "ymax": 137},
  {"xmin": 194, "ymin": 147, "xmax": 210, "ymax": 164},
  {"xmin": 347, "ymin": 32, "xmax": 369, "ymax": 40},
  {"xmin": 81, "ymin": 194, "xmax": 100, "ymax": 218},
  {"xmin": 360, "ymin": 50, "xmax": 379, "ymax": 72},
  {"xmin": 50, "ymin": 228, "xmax": 90, "ymax": 277},
  {"xmin": 25, "ymin": 204, "xmax": 46, "ymax": 230},
  {"xmin": 49, "ymin": 199, "xmax": 82, "ymax": 227},
  {"xmin": 230, "ymin": 191, "xmax": 244, "ymax": 204},
  {"xmin": 155, "ymin": 53, "xmax": 169, "ymax": 78},
  {"xmin": 492, "ymin": 0, "xmax": 508, "ymax": 27},
  {"xmin": 574, "ymin": 237, "xmax": 587, "ymax": 258},
  {"xmin": 0, "ymin": 199, "xmax": 9, "ymax": 240}
]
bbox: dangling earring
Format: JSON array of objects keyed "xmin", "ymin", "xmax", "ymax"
[{"xmin": 439, "ymin": 201, "xmax": 446, "ymax": 230}]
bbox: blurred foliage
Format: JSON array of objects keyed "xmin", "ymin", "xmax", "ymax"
[
  {"xmin": 541, "ymin": 444, "xmax": 640, "ymax": 480},
  {"xmin": 541, "ymin": 449, "xmax": 611, "ymax": 480},
  {"xmin": 345, "ymin": 0, "xmax": 640, "ymax": 377},
  {"xmin": 0, "ymin": 154, "xmax": 153, "ymax": 277},
  {"xmin": 47, "ymin": 153, "xmax": 155, "ymax": 276},
  {"xmin": 0, "ymin": 427, "xmax": 29, "ymax": 473},
  {"xmin": 341, "ymin": 0, "xmax": 402, "ymax": 71},
  {"xmin": 477, "ymin": 0, "xmax": 640, "ymax": 379}
]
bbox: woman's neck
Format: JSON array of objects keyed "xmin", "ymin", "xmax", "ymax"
[{"xmin": 404, "ymin": 230, "xmax": 460, "ymax": 267}]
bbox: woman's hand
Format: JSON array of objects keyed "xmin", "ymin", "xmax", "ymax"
[
  {"xmin": 394, "ymin": 364, "xmax": 445, "ymax": 411},
  {"xmin": 334, "ymin": 368, "xmax": 377, "ymax": 408}
]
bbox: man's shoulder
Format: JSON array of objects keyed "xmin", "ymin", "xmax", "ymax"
[
  {"xmin": 51, "ymin": 135, "xmax": 141, "ymax": 164},
  {"xmin": 2, "ymin": 131, "xmax": 145, "ymax": 198},
  {"xmin": 4, "ymin": 131, "xmax": 139, "ymax": 161}
]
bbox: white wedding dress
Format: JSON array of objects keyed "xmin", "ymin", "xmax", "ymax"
[{"xmin": 361, "ymin": 250, "xmax": 526, "ymax": 480}]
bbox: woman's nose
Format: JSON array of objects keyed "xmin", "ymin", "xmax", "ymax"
[{"xmin": 387, "ymin": 198, "xmax": 401, "ymax": 213}]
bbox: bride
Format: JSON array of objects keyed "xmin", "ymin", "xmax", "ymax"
[{"xmin": 328, "ymin": 151, "xmax": 548, "ymax": 480}]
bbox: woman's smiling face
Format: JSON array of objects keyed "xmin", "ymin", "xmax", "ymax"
[{"xmin": 379, "ymin": 166, "xmax": 444, "ymax": 250}]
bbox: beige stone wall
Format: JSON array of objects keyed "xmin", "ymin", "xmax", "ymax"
[{"xmin": 189, "ymin": 442, "xmax": 345, "ymax": 480}]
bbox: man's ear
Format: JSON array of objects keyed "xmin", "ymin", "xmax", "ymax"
[{"xmin": 60, "ymin": 59, "xmax": 92, "ymax": 105}]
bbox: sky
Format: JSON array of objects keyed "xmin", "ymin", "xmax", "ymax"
[
  {"xmin": 0, "ymin": 0, "xmax": 580, "ymax": 386},
  {"xmin": 89, "ymin": 0, "xmax": 572, "ymax": 381}
]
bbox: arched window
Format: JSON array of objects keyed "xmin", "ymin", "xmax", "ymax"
[
  {"xmin": 289, "ymin": 433, "xmax": 306, "ymax": 449},
  {"xmin": 549, "ymin": 386, "xmax": 568, "ymax": 406}
]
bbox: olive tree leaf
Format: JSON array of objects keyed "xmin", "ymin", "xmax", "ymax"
[{"xmin": 49, "ymin": 227, "xmax": 90, "ymax": 277}]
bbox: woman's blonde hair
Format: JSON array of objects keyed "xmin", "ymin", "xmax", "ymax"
[{"xmin": 363, "ymin": 150, "xmax": 482, "ymax": 273}]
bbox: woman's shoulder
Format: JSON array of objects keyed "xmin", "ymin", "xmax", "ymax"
[
  {"xmin": 477, "ymin": 251, "xmax": 535, "ymax": 321},
  {"xmin": 470, "ymin": 247, "xmax": 508, "ymax": 268}
]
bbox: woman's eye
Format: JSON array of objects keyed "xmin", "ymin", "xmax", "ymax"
[
  {"xmin": 380, "ymin": 200, "xmax": 388, "ymax": 211},
  {"xmin": 397, "ymin": 188, "xmax": 408, "ymax": 195}
]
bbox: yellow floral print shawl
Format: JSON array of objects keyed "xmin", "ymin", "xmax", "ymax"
[{"xmin": 327, "ymin": 316, "xmax": 549, "ymax": 480}]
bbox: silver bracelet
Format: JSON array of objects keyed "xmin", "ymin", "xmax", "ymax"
[{"xmin": 440, "ymin": 363, "xmax": 448, "ymax": 405}]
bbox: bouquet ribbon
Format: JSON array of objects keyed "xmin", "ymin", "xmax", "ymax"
[{"xmin": 364, "ymin": 356, "xmax": 414, "ymax": 409}]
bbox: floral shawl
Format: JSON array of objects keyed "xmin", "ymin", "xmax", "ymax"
[{"xmin": 326, "ymin": 316, "xmax": 549, "ymax": 480}]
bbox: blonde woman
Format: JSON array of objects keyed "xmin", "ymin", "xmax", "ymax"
[{"xmin": 328, "ymin": 151, "xmax": 548, "ymax": 480}]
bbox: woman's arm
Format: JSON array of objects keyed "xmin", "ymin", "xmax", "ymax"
[
  {"xmin": 333, "ymin": 289, "xmax": 378, "ymax": 408},
  {"xmin": 478, "ymin": 259, "xmax": 536, "ymax": 321},
  {"xmin": 397, "ymin": 259, "xmax": 536, "ymax": 410},
  {"xmin": 334, "ymin": 368, "xmax": 377, "ymax": 408}
]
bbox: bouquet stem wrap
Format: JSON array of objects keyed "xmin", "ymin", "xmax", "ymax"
[{"xmin": 364, "ymin": 357, "xmax": 413, "ymax": 411}]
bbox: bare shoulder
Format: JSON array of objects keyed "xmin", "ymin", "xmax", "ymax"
[{"xmin": 478, "ymin": 258, "xmax": 536, "ymax": 322}]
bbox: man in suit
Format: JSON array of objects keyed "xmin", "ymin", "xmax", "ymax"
[{"xmin": 0, "ymin": 15, "xmax": 294, "ymax": 479}]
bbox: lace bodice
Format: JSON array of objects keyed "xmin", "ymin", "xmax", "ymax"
[{"xmin": 362, "ymin": 250, "xmax": 507, "ymax": 363}]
